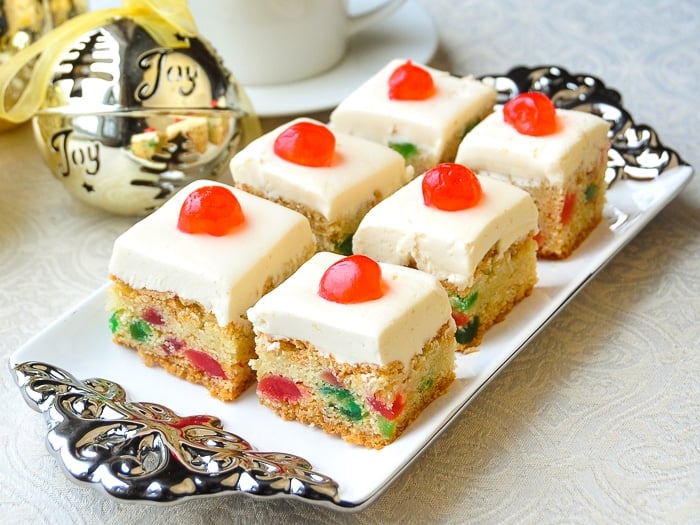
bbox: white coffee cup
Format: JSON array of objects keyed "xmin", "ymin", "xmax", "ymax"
[{"xmin": 189, "ymin": 0, "xmax": 406, "ymax": 86}]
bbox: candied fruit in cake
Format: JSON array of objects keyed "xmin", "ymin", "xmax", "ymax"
[
  {"xmin": 273, "ymin": 121, "xmax": 336, "ymax": 167},
  {"xmin": 503, "ymin": 92, "xmax": 557, "ymax": 136},
  {"xmin": 178, "ymin": 185, "xmax": 244, "ymax": 236},
  {"xmin": 318, "ymin": 254, "xmax": 384, "ymax": 303},
  {"xmin": 388, "ymin": 60, "xmax": 435, "ymax": 100},
  {"xmin": 422, "ymin": 163, "xmax": 482, "ymax": 211}
]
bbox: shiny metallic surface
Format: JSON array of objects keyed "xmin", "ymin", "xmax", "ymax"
[
  {"xmin": 0, "ymin": 0, "xmax": 87, "ymax": 131},
  {"xmin": 32, "ymin": 17, "xmax": 259, "ymax": 215},
  {"xmin": 480, "ymin": 65, "xmax": 689, "ymax": 186},
  {"xmin": 12, "ymin": 361, "xmax": 340, "ymax": 505},
  {"xmin": 0, "ymin": 0, "xmax": 85, "ymax": 52}
]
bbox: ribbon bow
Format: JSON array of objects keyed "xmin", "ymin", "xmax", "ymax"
[{"xmin": 0, "ymin": 0, "xmax": 199, "ymax": 123}]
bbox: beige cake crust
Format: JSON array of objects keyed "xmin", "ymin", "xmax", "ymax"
[
  {"xmin": 441, "ymin": 236, "xmax": 538, "ymax": 352},
  {"xmin": 108, "ymin": 278, "xmax": 256, "ymax": 401},
  {"xmin": 236, "ymin": 181, "xmax": 383, "ymax": 253},
  {"xmin": 523, "ymin": 159, "xmax": 606, "ymax": 259},
  {"xmin": 393, "ymin": 107, "xmax": 494, "ymax": 176},
  {"xmin": 250, "ymin": 321, "xmax": 456, "ymax": 449}
]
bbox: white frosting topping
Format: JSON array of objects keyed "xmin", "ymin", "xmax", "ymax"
[
  {"xmin": 329, "ymin": 58, "xmax": 497, "ymax": 157},
  {"xmin": 247, "ymin": 252, "xmax": 453, "ymax": 367},
  {"xmin": 108, "ymin": 180, "xmax": 315, "ymax": 326},
  {"xmin": 229, "ymin": 118, "xmax": 410, "ymax": 221},
  {"xmin": 455, "ymin": 108, "xmax": 610, "ymax": 185},
  {"xmin": 352, "ymin": 174, "xmax": 538, "ymax": 288}
]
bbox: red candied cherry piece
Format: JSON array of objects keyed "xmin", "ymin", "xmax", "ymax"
[
  {"xmin": 320, "ymin": 369, "xmax": 344, "ymax": 387},
  {"xmin": 560, "ymin": 191, "xmax": 577, "ymax": 225},
  {"xmin": 177, "ymin": 185, "xmax": 244, "ymax": 236},
  {"xmin": 318, "ymin": 255, "xmax": 383, "ymax": 304},
  {"xmin": 368, "ymin": 392, "xmax": 405, "ymax": 420},
  {"xmin": 170, "ymin": 415, "xmax": 216, "ymax": 430},
  {"xmin": 451, "ymin": 311, "xmax": 471, "ymax": 327},
  {"xmin": 161, "ymin": 337, "xmax": 185, "ymax": 355},
  {"xmin": 258, "ymin": 375, "xmax": 303, "ymax": 403},
  {"xmin": 533, "ymin": 232, "xmax": 543, "ymax": 247},
  {"xmin": 142, "ymin": 307, "xmax": 164, "ymax": 326},
  {"xmin": 388, "ymin": 60, "xmax": 435, "ymax": 100},
  {"xmin": 422, "ymin": 163, "xmax": 482, "ymax": 211},
  {"xmin": 503, "ymin": 92, "xmax": 557, "ymax": 136},
  {"xmin": 273, "ymin": 121, "xmax": 335, "ymax": 167},
  {"xmin": 183, "ymin": 349, "xmax": 226, "ymax": 379}
]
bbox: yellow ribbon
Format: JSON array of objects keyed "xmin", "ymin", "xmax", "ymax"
[{"xmin": 0, "ymin": 0, "xmax": 199, "ymax": 123}]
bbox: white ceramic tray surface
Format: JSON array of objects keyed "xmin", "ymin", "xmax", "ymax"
[{"xmin": 10, "ymin": 65, "xmax": 694, "ymax": 511}]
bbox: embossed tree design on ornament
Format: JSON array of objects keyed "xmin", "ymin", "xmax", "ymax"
[
  {"xmin": 54, "ymin": 30, "xmax": 114, "ymax": 97},
  {"xmin": 133, "ymin": 132, "xmax": 199, "ymax": 200}
]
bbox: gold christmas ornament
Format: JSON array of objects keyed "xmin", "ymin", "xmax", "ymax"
[{"xmin": 0, "ymin": 0, "xmax": 87, "ymax": 131}]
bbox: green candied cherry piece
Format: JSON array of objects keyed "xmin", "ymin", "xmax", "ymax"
[
  {"xmin": 318, "ymin": 384, "xmax": 365, "ymax": 421},
  {"xmin": 584, "ymin": 183, "xmax": 597, "ymax": 202},
  {"xmin": 388, "ymin": 141, "xmax": 418, "ymax": 160},
  {"xmin": 129, "ymin": 318, "xmax": 152, "ymax": 342},
  {"xmin": 450, "ymin": 291, "xmax": 478, "ymax": 312},
  {"xmin": 419, "ymin": 377, "xmax": 434, "ymax": 393},
  {"xmin": 377, "ymin": 416, "xmax": 396, "ymax": 439},
  {"xmin": 335, "ymin": 233, "xmax": 354, "ymax": 256},
  {"xmin": 455, "ymin": 315, "xmax": 480, "ymax": 344},
  {"xmin": 109, "ymin": 310, "xmax": 122, "ymax": 334}
]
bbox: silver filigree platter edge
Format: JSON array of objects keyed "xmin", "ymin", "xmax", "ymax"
[{"xmin": 11, "ymin": 360, "xmax": 342, "ymax": 507}]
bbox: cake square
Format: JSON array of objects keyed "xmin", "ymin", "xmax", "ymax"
[
  {"xmin": 455, "ymin": 106, "xmax": 610, "ymax": 258},
  {"xmin": 247, "ymin": 251, "xmax": 456, "ymax": 449},
  {"xmin": 229, "ymin": 117, "xmax": 410, "ymax": 253},
  {"xmin": 166, "ymin": 116, "xmax": 209, "ymax": 153},
  {"xmin": 329, "ymin": 59, "xmax": 497, "ymax": 175},
  {"xmin": 130, "ymin": 128, "xmax": 161, "ymax": 159},
  {"xmin": 352, "ymin": 168, "xmax": 539, "ymax": 352},
  {"xmin": 107, "ymin": 179, "xmax": 315, "ymax": 401}
]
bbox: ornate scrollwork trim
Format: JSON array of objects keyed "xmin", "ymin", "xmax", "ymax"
[
  {"xmin": 13, "ymin": 361, "xmax": 340, "ymax": 505},
  {"xmin": 480, "ymin": 65, "xmax": 689, "ymax": 185}
]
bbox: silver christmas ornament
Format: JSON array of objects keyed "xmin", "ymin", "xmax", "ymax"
[{"xmin": 31, "ymin": 16, "xmax": 259, "ymax": 215}]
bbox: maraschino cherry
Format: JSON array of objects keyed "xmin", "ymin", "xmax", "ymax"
[
  {"xmin": 422, "ymin": 163, "xmax": 482, "ymax": 211},
  {"xmin": 318, "ymin": 255, "xmax": 384, "ymax": 303},
  {"xmin": 503, "ymin": 92, "xmax": 557, "ymax": 136},
  {"xmin": 388, "ymin": 60, "xmax": 435, "ymax": 100},
  {"xmin": 177, "ymin": 185, "xmax": 244, "ymax": 236},
  {"xmin": 273, "ymin": 121, "xmax": 336, "ymax": 167}
]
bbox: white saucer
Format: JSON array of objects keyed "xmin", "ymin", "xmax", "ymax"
[{"xmin": 243, "ymin": 0, "xmax": 439, "ymax": 117}]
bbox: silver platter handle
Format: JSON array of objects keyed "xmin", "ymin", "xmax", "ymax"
[{"xmin": 12, "ymin": 361, "xmax": 340, "ymax": 505}]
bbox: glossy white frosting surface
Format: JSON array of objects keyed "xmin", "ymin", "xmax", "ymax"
[
  {"xmin": 108, "ymin": 180, "xmax": 315, "ymax": 326},
  {"xmin": 247, "ymin": 252, "xmax": 454, "ymax": 367},
  {"xmin": 455, "ymin": 108, "xmax": 610, "ymax": 185},
  {"xmin": 352, "ymin": 174, "xmax": 538, "ymax": 288},
  {"xmin": 329, "ymin": 59, "xmax": 497, "ymax": 158},
  {"xmin": 229, "ymin": 118, "xmax": 410, "ymax": 221}
]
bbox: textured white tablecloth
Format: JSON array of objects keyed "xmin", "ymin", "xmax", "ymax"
[{"xmin": 1, "ymin": 0, "xmax": 698, "ymax": 523}]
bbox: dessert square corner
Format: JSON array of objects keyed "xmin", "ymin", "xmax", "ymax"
[{"xmin": 328, "ymin": 59, "xmax": 497, "ymax": 172}]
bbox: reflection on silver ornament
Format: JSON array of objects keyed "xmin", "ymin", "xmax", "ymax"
[{"xmin": 32, "ymin": 17, "xmax": 259, "ymax": 215}]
